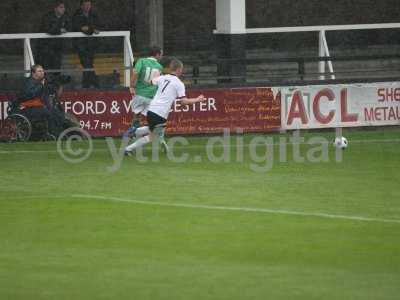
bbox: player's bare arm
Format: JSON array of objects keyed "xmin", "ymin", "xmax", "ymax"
[{"xmin": 181, "ymin": 95, "xmax": 207, "ymax": 105}]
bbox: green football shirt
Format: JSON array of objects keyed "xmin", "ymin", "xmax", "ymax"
[{"xmin": 134, "ymin": 57, "xmax": 163, "ymax": 99}]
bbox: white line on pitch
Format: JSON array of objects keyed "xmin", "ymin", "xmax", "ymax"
[{"xmin": 71, "ymin": 194, "xmax": 400, "ymax": 224}]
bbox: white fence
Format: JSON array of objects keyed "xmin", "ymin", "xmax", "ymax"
[
  {"xmin": 215, "ymin": 22, "xmax": 400, "ymax": 80},
  {"xmin": 0, "ymin": 31, "xmax": 134, "ymax": 87}
]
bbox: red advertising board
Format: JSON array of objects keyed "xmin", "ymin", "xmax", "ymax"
[
  {"xmin": 168, "ymin": 87, "xmax": 281, "ymax": 134},
  {"xmin": 0, "ymin": 87, "xmax": 281, "ymax": 137},
  {"xmin": 60, "ymin": 90, "xmax": 133, "ymax": 137}
]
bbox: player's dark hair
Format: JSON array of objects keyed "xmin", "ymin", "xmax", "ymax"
[
  {"xmin": 159, "ymin": 56, "xmax": 172, "ymax": 68},
  {"xmin": 149, "ymin": 46, "xmax": 162, "ymax": 57}
]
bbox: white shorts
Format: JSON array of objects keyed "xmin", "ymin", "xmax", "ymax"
[{"xmin": 132, "ymin": 95, "xmax": 152, "ymax": 115}]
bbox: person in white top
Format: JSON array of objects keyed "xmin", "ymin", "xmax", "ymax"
[{"xmin": 124, "ymin": 57, "xmax": 206, "ymax": 155}]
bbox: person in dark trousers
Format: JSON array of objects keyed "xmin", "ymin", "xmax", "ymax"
[
  {"xmin": 72, "ymin": 0, "xmax": 101, "ymax": 88},
  {"xmin": 15, "ymin": 64, "xmax": 60, "ymax": 137},
  {"xmin": 37, "ymin": 1, "xmax": 70, "ymax": 80}
]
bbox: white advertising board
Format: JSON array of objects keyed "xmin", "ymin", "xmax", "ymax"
[{"xmin": 280, "ymin": 82, "xmax": 400, "ymax": 129}]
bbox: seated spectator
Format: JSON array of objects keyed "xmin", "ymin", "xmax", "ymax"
[
  {"xmin": 14, "ymin": 64, "xmax": 62, "ymax": 137},
  {"xmin": 72, "ymin": 0, "xmax": 101, "ymax": 88},
  {"xmin": 37, "ymin": 1, "xmax": 70, "ymax": 80}
]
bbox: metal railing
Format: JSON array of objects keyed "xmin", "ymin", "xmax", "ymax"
[
  {"xmin": 215, "ymin": 22, "xmax": 400, "ymax": 80},
  {"xmin": 0, "ymin": 31, "xmax": 134, "ymax": 87},
  {"xmin": 183, "ymin": 53, "xmax": 400, "ymax": 87}
]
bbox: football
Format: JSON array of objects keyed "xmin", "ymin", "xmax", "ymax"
[{"xmin": 334, "ymin": 136, "xmax": 348, "ymax": 149}]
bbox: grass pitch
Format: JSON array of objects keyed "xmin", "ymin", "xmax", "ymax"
[{"xmin": 0, "ymin": 129, "xmax": 399, "ymax": 300}]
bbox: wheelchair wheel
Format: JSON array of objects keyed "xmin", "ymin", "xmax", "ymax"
[{"xmin": 7, "ymin": 113, "xmax": 32, "ymax": 142}]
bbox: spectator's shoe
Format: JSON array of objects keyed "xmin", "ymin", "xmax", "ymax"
[
  {"xmin": 160, "ymin": 140, "xmax": 169, "ymax": 154},
  {"xmin": 122, "ymin": 127, "xmax": 137, "ymax": 139}
]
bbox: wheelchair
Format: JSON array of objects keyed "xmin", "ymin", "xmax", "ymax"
[{"xmin": 1, "ymin": 101, "xmax": 55, "ymax": 142}]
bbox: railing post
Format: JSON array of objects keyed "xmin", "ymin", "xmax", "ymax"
[
  {"xmin": 318, "ymin": 30, "xmax": 326, "ymax": 80},
  {"xmin": 298, "ymin": 58, "xmax": 305, "ymax": 80},
  {"xmin": 124, "ymin": 35, "xmax": 134, "ymax": 88},
  {"xmin": 192, "ymin": 63, "xmax": 199, "ymax": 84},
  {"xmin": 321, "ymin": 31, "xmax": 336, "ymax": 80},
  {"xmin": 24, "ymin": 38, "xmax": 34, "ymax": 77}
]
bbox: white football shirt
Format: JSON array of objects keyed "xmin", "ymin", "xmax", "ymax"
[{"xmin": 148, "ymin": 74, "xmax": 186, "ymax": 119}]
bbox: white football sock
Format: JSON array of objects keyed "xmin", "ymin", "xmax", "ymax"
[
  {"xmin": 135, "ymin": 126, "xmax": 150, "ymax": 138},
  {"xmin": 125, "ymin": 135, "xmax": 151, "ymax": 152}
]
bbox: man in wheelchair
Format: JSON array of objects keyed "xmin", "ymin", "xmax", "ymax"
[{"xmin": 9, "ymin": 64, "xmax": 75, "ymax": 141}]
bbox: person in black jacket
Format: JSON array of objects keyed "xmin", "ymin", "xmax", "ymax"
[
  {"xmin": 72, "ymin": 0, "xmax": 101, "ymax": 88},
  {"xmin": 37, "ymin": 1, "xmax": 70, "ymax": 79}
]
